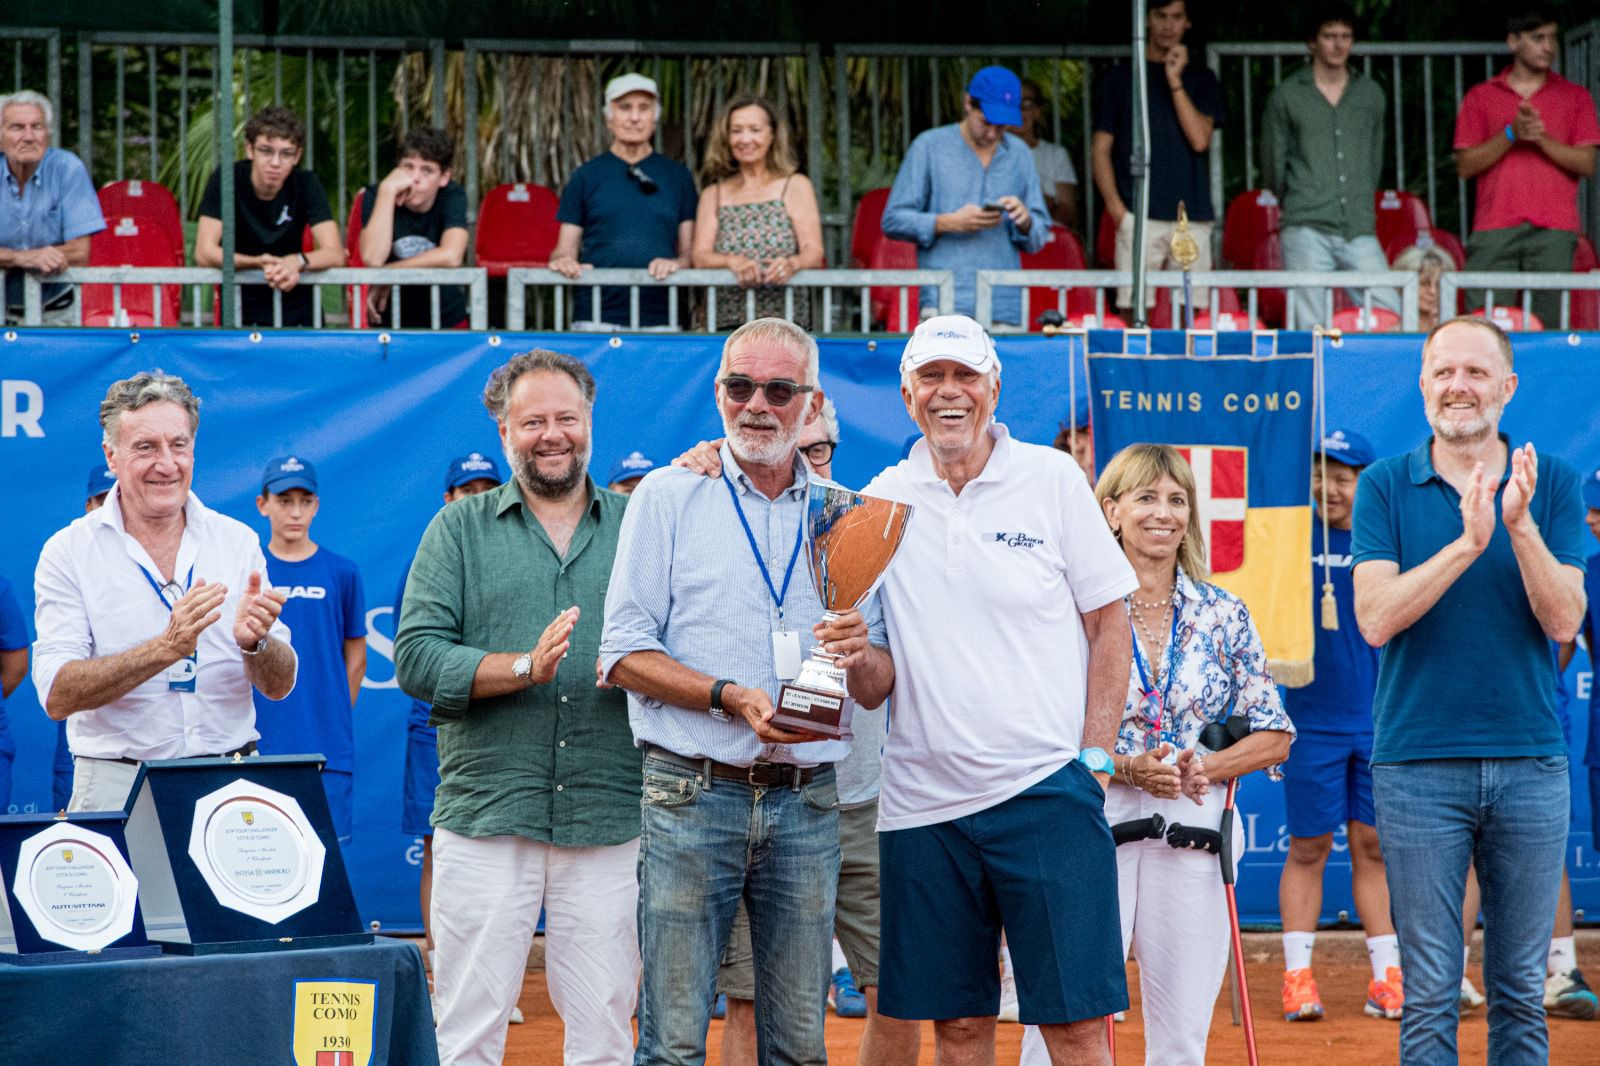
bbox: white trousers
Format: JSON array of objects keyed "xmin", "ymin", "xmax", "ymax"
[
  {"xmin": 431, "ymin": 828, "xmax": 641, "ymax": 1066},
  {"xmin": 1019, "ymin": 783, "xmax": 1238, "ymax": 1066},
  {"xmin": 68, "ymin": 756, "xmax": 141, "ymax": 812}
]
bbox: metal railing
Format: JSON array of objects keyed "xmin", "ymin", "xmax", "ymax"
[
  {"xmin": 504, "ymin": 267, "xmax": 954, "ymax": 333},
  {"xmin": 973, "ymin": 270, "xmax": 1422, "ymax": 331},
  {"xmin": 14, "ymin": 267, "xmax": 489, "ymax": 329},
  {"xmin": 1439, "ymin": 272, "xmax": 1600, "ymax": 332}
]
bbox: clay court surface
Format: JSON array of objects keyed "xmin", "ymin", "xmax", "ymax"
[{"xmin": 484, "ymin": 929, "xmax": 1597, "ymax": 1064}]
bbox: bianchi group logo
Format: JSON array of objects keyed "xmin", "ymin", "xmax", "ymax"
[{"xmin": 990, "ymin": 532, "xmax": 1044, "ymax": 550}]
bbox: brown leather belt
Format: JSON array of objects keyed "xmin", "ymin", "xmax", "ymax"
[{"xmin": 646, "ymin": 745, "xmax": 817, "ymax": 789}]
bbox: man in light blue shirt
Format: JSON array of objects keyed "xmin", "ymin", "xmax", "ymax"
[
  {"xmin": 601, "ymin": 317, "xmax": 893, "ymax": 1066},
  {"xmin": 0, "ymin": 91, "xmax": 105, "ymax": 323},
  {"xmin": 882, "ymin": 65, "xmax": 1050, "ymax": 327}
]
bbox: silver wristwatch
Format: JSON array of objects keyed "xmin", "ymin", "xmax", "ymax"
[
  {"xmin": 511, "ymin": 653, "xmax": 534, "ymax": 683},
  {"xmin": 240, "ymin": 636, "xmax": 269, "ymax": 657}
]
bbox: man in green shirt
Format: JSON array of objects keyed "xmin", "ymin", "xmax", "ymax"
[
  {"xmin": 395, "ymin": 349, "xmax": 640, "ymax": 1066},
  {"xmin": 1261, "ymin": 4, "xmax": 1398, "ymax": 328}
]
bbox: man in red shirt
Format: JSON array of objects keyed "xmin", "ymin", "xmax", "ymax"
[{"xmin": 1454, "ymin": 11, "xmax": 1599, "ymax": 329}]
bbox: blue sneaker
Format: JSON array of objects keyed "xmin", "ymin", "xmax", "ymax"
[
  {"xmin": 1545, "ymin": 968, "xmax": 1599, "ymax": 1020},
  {"xmin": 830, "ymin": 967, "xmax": 867, "ymax": 1018},
  {"xmin": 712, "ymin": 993, "xmax": 727, "ymax": 1020}
]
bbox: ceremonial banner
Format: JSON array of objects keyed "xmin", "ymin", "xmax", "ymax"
[{"xmin": 1087, "ymin": 333, "xmax": 1317, "ymax": 682}]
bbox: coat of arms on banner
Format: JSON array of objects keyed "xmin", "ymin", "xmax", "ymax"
[
  {"xmin": 1176, "ymin": 445, "xmax": 1247, "ymax": 574},
  {"xmin": 293, "ymin": 980, "xmax": 377, "ymax": 1066}
]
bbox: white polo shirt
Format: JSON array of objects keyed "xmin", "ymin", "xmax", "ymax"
[
  {"xmin": 863, "ymin": 424, "xmax": 1137, "ymax": 831},
  {"xmin": 32, "ymin": 484, "xmax": 295, "ymax": 761}
]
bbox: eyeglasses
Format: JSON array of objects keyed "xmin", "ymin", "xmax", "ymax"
[
  {"xmin": 1135, "ymin": 687, "xmax": 1167, "ymax": 748},
  {"xmin": 718, "ymin": 375, "xmax": 814, "ymax": 407},
  {"xmin": 626, "ymin": 164, "xmax": 658, "ymax": 194},
  {"xmin": 800, "ymin": 441, "xmax": 836, "ymax": 465}
]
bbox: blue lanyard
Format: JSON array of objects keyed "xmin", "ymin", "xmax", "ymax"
[
  {"xmin": 137, "ymin": 563, "xmax": 194, "ymax": 613},
  {"xmin": 1129, "ymin": 598, "xmax": 1180, "ymax": 707},
  {"xmin": 722, "ymin": 470, "xmax": 804, "ymax": 621}
]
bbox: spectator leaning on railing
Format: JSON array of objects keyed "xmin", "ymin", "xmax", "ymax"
[
  {"xmin": 0, "ymin": 90, "xmax": 105, "ymax": 326},
  {"xmin": 1454, "ymin": 10, "xmax": 1599, "ymax": 328},
  {"xmin": 359, "ymin": 127, "xmax": 469, "ymax": 330},
  {"xmin": 1261, "ymin": 4, "xmax": 1398, "ymax": 328}
]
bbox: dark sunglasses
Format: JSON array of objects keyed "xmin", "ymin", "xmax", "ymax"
[
  {"xmin": 626, "ymin": 164, "xmax": 658, "ymax": 194},
  {"xmin": 718, "ymin": 375, "xmax": 814, "ymax": 407},
  {"xmin": 801, "ymin": 440, "xmax": 837, "ymax": 465}
]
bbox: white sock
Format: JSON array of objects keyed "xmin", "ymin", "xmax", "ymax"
[
  {"xmin": 1463, "ymin": 945, "xmax": 1472, "ymax": 974},
  {"xmin": 1283, "ymin": 931, "xmax": 1316, "ymax": 972},
  {"xmin": 832, "ymin": 938, "xmax": 849, "ymax": 974},
  {"xmin": 1366, "ymin": 934, "xmax": 1400, "ymax": 981},
  {"xmin": 1000, "ymin": 943, "xmax": 1015, "ymax": 982},
  {"xmin": 1549, "ymin": 936, "xmax": 1577, "ymax": 976}
]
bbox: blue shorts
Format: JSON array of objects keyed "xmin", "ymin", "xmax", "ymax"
[
  {"xmin": 1282, "ymin": 729, "xmax": 1375, "ymax": 838},
  {"xmin": 401, "ymin": 725, "xmax": 439, "ymax": 838},
  {"xmin": 1590, "ymin": 765, "xmax": 1600, "ymax": 852},
  {"xmin": 322, "ymin": 768, "xmax": 353, "ymax": 844},
  {"xmin": 877, "ymin": 762, "xmax": 1127, "ymax": 1024}
]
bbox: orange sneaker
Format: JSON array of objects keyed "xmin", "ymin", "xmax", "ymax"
[
  {"xmin": 1365, "ymin": 966, "xmax": 1405, "ymax": 1020},
  {"xmin": 1283, "ymin": 967, "xmax": 1324, "ymax": 1021}
]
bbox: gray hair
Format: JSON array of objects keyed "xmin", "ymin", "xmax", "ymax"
[
  {"xmin": 0, "ymin": 90, "xmax": 54, "ymax": 134},
  {"xmin": 718, "ymin": 317, "xmax": 820, "ymax": 386},
  {"xmin": 817, "ymin": 395, "xmax": 840, "ymax": 442},
  {"xmin": 1393, "ymin": 243, "xmax": 1457, "ymax": 275},
  {"xmin": 100, "ymin": 370, "xmax": 201, "ymax": 448},
  {"xmin": 482, "ymin": 349, "xmax": 597, "ymax": 421}
]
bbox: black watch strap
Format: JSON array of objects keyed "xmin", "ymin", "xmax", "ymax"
[{"xmin": 709, "ymin": 678, "xmax": 734, "ymax": 720}]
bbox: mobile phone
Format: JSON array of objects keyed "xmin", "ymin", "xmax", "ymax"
[{"xmin": 981, "ymin": 201, "xmax": 1006, "ymax": 212}]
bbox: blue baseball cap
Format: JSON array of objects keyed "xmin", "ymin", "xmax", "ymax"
[
  {"xmin": 607, "ymin": 451, "xmax": 657, "ymax": 486},
  {"xmin": 1582, "ymin": 466, "xmax": 1600, "ymax": 511},
  {"xmin": 87, "ymin": 463, "xmax": 116, "ymax": 501},
  {"xmin": 262, "ymin": 455, "xmax": 318, "ymax": 494},
  {"xmin": 445, "ymin": 451, "xmax": 503, "ymax": 491},
  {"xmin": 1315, "ymin": 429, "xmax": 1376, "ymax": 469},
  {"xmin": 967, "ymin": 66, "xmax": 1024, "ymax": 127}
]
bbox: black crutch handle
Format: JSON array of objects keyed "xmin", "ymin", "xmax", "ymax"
[
  {"xmin": 1110, "ymin": 813, "xmax": 1167, "ymax": 846},
  {"xmin": 1165, "ymin": 822, "xmax": 1222, "ymax": 855}
]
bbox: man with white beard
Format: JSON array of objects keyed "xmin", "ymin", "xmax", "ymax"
[
  {"xmin": 601, "ymin": 317, "xmax": 895, "ymax": 1064},
  {"xmin": 1352, "ymin": 316, "xmax": 1587, "ymax": 1062},
  {"xmin": 395, "ymin": 349, "xmax": 642, "ymax": 1066}
]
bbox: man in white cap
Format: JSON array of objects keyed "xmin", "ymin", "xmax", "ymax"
[
  {"xmin": 862, "ymin": 314, "xmax": 1135, "ymax": 1064},
  {"xmin": 550, "ymin": 73, "xmax": 697, "ymax": 330}
]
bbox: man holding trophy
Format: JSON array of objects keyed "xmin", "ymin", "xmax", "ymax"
[{"xmin": 601, "ymin": 318, "xmax": 904, "ymax": 1065}]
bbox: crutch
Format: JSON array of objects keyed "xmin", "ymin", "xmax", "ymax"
[
  {"xmin": 1197, "ymin": 717, "xmax": 1259, "ymax": 1066},
  {"xmin": 1104, "ymin": 814, "xmax": 1168, "ymax": 1059}
]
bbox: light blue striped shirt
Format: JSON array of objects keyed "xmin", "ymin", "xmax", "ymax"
[{"xmin": 600, "ymin": 443, "xmax": 886, "ymax": 767}]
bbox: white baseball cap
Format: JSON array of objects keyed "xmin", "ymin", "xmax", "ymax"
[
  {"xmin": 899, "ymin": 314, "xmax": 1002, "ymax": 375},
  {"xmin": 604, "ymin": 73, "xmax": 660, "ymax": 105}
]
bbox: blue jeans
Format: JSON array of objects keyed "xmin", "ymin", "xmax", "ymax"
[
  {"xmin": 1373, "ymin": 757, "xmax": 1569, "ymax": 1065},
  {"xmin": 634, "ymin": 755, "xmax": 840, "ymax": 1066},
  {"xmin": 1279, "ymin": 225, "xmax": 1398, "ymax": 328}
]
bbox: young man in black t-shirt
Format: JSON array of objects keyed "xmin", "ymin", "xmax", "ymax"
[
  {"xmin": 358, "ymin": 127, "xmax": 469, "ymax": 329},
  {"xmin": 195, "ymin": 106, "xmax": 344, "ymax": 327}
]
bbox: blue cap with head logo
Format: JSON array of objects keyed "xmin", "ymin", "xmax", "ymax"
[
  {"xmin": 966, "ymin": 66, "xmax": 1023, "ymax": 127},
  {"xmin": 262, "ymin": 455, "xmax": 318, "ymax": 495},
  {"xmin": 1315, "ymin": 429, "xmax": 1376, "ymax": 470},
  {"xmin": 1583, "ymin": 465, "xmax": 1600, "ymax": 511},
  {"xmin": 87, "ymin": 463, "xmax": 116, "ymax": 502},
  {"xmin": 607, "ymin": 451, "xmax": 657, "ymax": 486},
  {"xmin": 445, "ymin": 451, "xmax": 503, "ymax": 491}
]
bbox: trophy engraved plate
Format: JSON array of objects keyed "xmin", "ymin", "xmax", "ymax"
[
  {"xmin": 774, "ymin": 484, "xmax": 913, "ymax": 738},
  {"xmin": 12, "ymin": 822, "xmax": 140, "ymax": 951},
  {"xmin": 187, "ymin": 778, "xmax": 326, "ymax": 924}
]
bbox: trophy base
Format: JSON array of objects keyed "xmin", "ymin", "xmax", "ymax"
[{"xmin": 773, "ymin": 682, "xmax": 854, "ymax": 739}]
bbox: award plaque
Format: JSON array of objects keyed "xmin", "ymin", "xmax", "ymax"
[
  {"xmin": 186, "ymin": 777, "xmax": 324, "ymax": 923},
  {"xmin": 773, "ymin": 483, "xmax": 913, "ymax": 738},
  {"xmin": 11, "ymin": 821, "xmax": 140, "ymax": 952}
]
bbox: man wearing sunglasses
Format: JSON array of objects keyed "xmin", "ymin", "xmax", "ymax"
[
  {"xmin": 551, "ymin": 73, "xmax": 698, "ymax": 330},
  {"xmin": 602, "ymin": 317, "xmax": 894, "ymax": 1065}
]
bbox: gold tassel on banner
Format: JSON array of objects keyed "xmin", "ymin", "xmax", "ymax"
[
  {"xmin": 1321, "ymin": 581, "xmax": 1339, "ymax": 631},
  {"xmin": 1269, "ymin": 659, "xmax": 1315, "ymax": 687}
]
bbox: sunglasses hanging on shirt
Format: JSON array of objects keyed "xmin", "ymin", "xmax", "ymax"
[{"xmin": 626, "ymin": 164, "xmax": 658, "ymax": 194}]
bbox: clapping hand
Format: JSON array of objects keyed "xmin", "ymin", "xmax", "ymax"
[
  {"xmin": 233, "ymin": 571, "xmax": 287, "ymax": 652},
  {"xmin": 1176, "ymin": 747, "xmax": 1211, "ymax": 805},
  {"xmin": 1513, "ymin": 101, "xmax": 1546, "ymax": 142},
  {"xmin": 1501, "ymin": 442, "xmax": 1538, "ymax": 534},
  {"xmin": 528, "ymin": 607, "xmax": 580, "ymax": 686},
  {"xmin": 162, "ymin": 579, "xmax": 227, "ymax": 660},
  {"xmin": 1458, "ymin": 460, "xmax": 1496, "ymax": 556}
]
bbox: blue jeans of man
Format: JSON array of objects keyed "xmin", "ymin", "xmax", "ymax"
[
  {"xmin": 1279, "ymin": 225, "xmax": 1399, "ymax": 328},
  {"xmin": 633, "ymin": 754, "xmax": 840, "ymax": 1066},
  {"xmin": 1373, "ymin": 757, "xmax": 1569, "ymax": 1065}
]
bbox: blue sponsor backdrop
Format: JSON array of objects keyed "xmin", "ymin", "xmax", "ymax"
[{"xmin": 1, "ymin": 328, "xmax": 1596, "ymax": 928}]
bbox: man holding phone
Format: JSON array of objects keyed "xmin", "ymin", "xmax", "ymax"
[{"xmin": 882, "ymin": 65, "xmax": 1051, "ymax": 326}]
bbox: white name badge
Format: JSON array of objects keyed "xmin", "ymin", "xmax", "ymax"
[
  {"xmin": 167, "ymin": 655, "xmax": 197, "ymax": 692},
  {"xmin": 771, "ymin": 630, "xmax": 803, "ymax": 681}
]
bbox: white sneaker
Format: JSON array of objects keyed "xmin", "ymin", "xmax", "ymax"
[
  {"xmin": 509, "ymin": 1005, "xmax": 525, "ymax": 1024},
  {"xmin": 998, "ymin": 969, "xmax": 1020, "ymax": 1023},
  {"xmin": 1113, "ymin": 1011, "xmax": 1127, "ymax": 1022},
  {"xmin": 1460, "ymin": 976, "xmax": 1486, "ymax": 1011}
]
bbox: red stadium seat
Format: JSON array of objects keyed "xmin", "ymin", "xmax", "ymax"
[
  {"xmin": 1471, "ymin": 305, "xmax": 1544, "ymax": 331},
  {"xmin": 1221, "ymin": 188, "xmax": 1281, "ymax": 269},
  {"xmin": 1065, "ymin": 310, "xmax": 1127, "ymax": 329},
  {"xmin": 866, "ymin": 236, "xmax": 921, "ymax": 332},
  {"xmin": 98, "ymin": 179, "xmax": 184, "ymax": 263},
  {"xmin": 1021, "ymin": 225, "xmax": 1101, "ymax": 330},
  {"xmin": 1192, "ymin": 309, "xmax": 1268, "ymax": 331},
  {"xmin": 1150, "ymin": 279, "xmax": 1244, "ymax": 329},
  {"xmin": 1383, "ymin": 227, "xmax": 1464, "ymax": 269},
  {"xmin": 1571, "ymin": 237, "xmax": 1599, "ymax": 330},
  {"xmin": 1251, "ymin": 231, "xmax": 1286, "ymax": 327},
  {"xmin": 1095, "ymin": 209, "xmax": 1118, "ymax": 269},
  {"xmin": 344, "ymin": 189, "xmax": 369, "ymax": 327},
  {"xmin": 474, "ymin": 182, "xmax": 560, "ymax": 277},
  {"xmin": 1374, "ymin": 190, "xmax": 1433, "ymax": 258},
  {"xmin": 1330, "ymin": 306, "xmax": 1402, "ymax": 332},
  {"xmin": 850, "ymin": 187, "xmax": 893, "ymax": 268},
  {"xmin": 83, "ymin": 216, "xmax": 183, "ymax": 327}
]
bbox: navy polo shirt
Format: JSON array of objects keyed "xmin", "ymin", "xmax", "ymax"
[{"xmin": 1351, "ymin": 435, "xmax": 1586, "ymax": 763}]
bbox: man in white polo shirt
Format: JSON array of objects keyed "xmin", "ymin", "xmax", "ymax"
[
  {"xmin": 863, "ymin": 315, "xmax": 1136, "ymax": 1064},
  {"xmin": 32, "ymin": 370, "xmax": 297, "ymax": 812}
]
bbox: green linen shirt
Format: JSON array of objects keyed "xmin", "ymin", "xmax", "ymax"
[
  {"xmin": 1260, "ymin": 65, "xmax": 1386, "ymax": 239},
  {"xmin": 393, "ymin": 477, "xmax": 641, "ymax": 846}
]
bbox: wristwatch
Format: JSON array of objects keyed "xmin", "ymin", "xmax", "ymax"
[
  {"xmin": 511, "ymin": 653, "xmax": 533, "ymax": 683},
  {"xmin": 708, "ymin": 679, "xmax": 735, "ymax": 721},
  {"xmin": 1078, "ymin": 747, "xmax": 1114, "ymax": 775},
  {"xmin": 239, "ymin": 636, "xmax": 268, "ymax": 657},
  {"xmin": 297, "ymin": 250, "xmax": 310, "ymax": 270}
]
